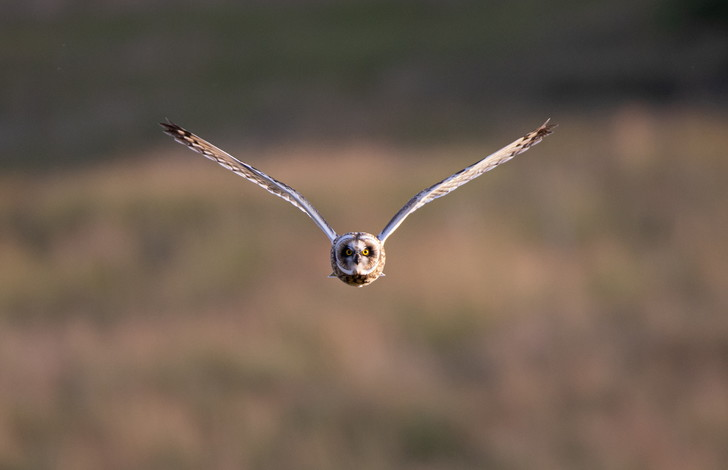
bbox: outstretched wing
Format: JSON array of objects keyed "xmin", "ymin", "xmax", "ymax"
[
  {"xmin": 378, "ymin": 120, "xmax": 556, "ymax": 243},
  {"xmin": 161, "ymin": 121, "xmax": 338, "ymax": 243}
]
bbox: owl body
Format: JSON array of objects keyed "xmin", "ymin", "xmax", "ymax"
[
  {"xmin": 330, "ymin": 232, "xmax": 386, "ymax": 287},
  {"xmin": 162, "ymin": 120, "xmax": 555, "ymax": 287}
]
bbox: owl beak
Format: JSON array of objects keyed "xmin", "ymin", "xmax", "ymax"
[{"xmin": 353, "ymin": 253, "xmax": 361, "ymax": 264}]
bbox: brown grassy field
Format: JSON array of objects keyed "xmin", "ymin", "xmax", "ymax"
[{"xmin": 1, "ymin": 107, "xmax": 727, "ymax": 469}]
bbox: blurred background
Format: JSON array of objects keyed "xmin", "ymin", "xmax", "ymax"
[{"xmin": 2, "ymin": 0, "xmax": 728, "ymax": 468}]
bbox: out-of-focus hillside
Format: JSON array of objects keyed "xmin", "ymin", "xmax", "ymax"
[{"xmin": 1, "ymin": 107, "xmax": 727, "ymax": 469}]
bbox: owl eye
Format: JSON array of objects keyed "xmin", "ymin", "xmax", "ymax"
[
  {"xmin": 362, "ymin": 248, "xmax": 370, "ymax": 256},
  {"xmin": 345, "ymin": 249, "xmax": 353, "ymax": 256}
]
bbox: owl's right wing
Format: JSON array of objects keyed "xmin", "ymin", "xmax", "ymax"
[
  {"xmin": 161, "ymin": 121, "xmax": 338, "ymax": 243},
  {"xmin": 378, "ymin": 120, "xmax": 555, "ymax": 243}
]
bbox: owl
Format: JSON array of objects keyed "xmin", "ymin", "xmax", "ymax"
[{"xmin": 161, "ymin": 120, "xmax": 555, "ymax": 286}]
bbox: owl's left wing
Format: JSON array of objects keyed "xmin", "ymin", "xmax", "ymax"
[
  {"xmin": 378, "ymin": 120, "xmax": 556, "ymax": 243},
  {"xmin": 161, "ymin": 121, "xmax": 338, "ymax": 243}
]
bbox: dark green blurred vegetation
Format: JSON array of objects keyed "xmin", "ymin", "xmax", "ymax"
[
  {"xmin": 2, "ymin": 0, "xmax": 726, "ymax": 168},
  {"xmin": 2, "ymin": 1, "xmax": 728, "ymax": 469}
]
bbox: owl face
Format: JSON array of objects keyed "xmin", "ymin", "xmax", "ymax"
[{"xmin": 330, "ymin": 232, "xmax": 386, "ymax": 287}]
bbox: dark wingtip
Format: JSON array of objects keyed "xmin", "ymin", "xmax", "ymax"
[
  {"xmin": 538, "ymin": 118, "xmax": 558, "ymax": 137},
  {"xmin": 159, "ymin": 119, "xmax": 183, "ymax": 138}
]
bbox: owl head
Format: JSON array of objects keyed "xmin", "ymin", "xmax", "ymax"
[{"xmin": 330, "ymin": 232, "xmax": 386, "ymax": 286}]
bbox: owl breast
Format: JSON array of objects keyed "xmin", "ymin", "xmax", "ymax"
[{"xmin": 330, "ymin": 232, "xmax": 386, "ymax": 287}]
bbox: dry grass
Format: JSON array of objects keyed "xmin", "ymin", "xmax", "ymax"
[{"xmin": 1, "ymin": 107, "xmax": 727, "ymax": 469}]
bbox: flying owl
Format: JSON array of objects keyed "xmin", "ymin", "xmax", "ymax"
[{"xmin": 161, "ymin": 120, "xmax": 555, "ymax": 286}]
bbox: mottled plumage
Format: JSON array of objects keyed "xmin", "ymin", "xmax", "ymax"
[
  {"xmin": 329, "ymin": 232, "xmax": 386, "ymax": 286},
  {"xmin": 161, "ymin": 119, "xmax": 555, "ymax": 286}
]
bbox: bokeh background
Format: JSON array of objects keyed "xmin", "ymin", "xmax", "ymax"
[{"xmin": 2, "ymin": 0, "xmax": 728, "ymax": 469}]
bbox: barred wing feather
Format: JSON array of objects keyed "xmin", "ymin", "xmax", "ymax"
[
  {"xmin": 161, "ymin": 122, "xmax": 338, "ymax": 243},
  {"xmin": 378, "ymin": 120, "xmax": 556, "ymax": 243}
]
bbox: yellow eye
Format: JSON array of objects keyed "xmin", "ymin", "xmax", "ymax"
[
  {"xmin": 345, "ymin": 249, "xmax": 353, "ymax": 256},
  {"xmin": 362, "ymin": 248, "xmax": 370, "ymax": 256}
]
